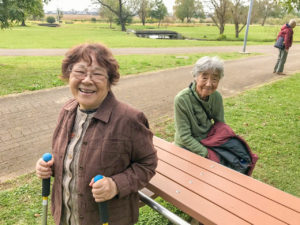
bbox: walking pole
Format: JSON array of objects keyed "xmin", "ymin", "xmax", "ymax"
[
  {"xmin": 94, "ymin": 175, "xmax": 109, "ymax": 225},
  {"xmin": 41, "ymin": 153, "xmax": 52, "ymax": 225}
]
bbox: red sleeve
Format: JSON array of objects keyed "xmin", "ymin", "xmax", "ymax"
[{"xmin": 284, "ymin": 29, "xmax": 293, "ymax": 49}]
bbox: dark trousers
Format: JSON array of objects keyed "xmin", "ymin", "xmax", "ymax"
[{"xmin": 274, "ymin": 48, "xmax": 288, "ymax": 73}]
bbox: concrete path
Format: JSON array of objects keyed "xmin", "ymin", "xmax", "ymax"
[
  {"xmin": 0, "ymin": 45, "xmax": 272, "ymax": 56},
  {"xmin": 1, "ymin": 45, "xmax": 300, "ymax": 183}
]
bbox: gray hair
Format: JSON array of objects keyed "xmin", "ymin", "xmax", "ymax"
[
  {"xmin": 289, "ymin": 19, "xmax": 296, "ymax": 27},
  {"xmin": 192, "ymin": 56, "xmax": 224, "ymax": 79}
]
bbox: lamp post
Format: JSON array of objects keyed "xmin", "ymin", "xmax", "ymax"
[{"xmin": 242, "ymin": 0, "xmax": 254, "ymax": 53}]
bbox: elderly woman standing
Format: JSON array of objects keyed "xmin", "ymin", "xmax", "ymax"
[
  {"xmin": 174, "ymin": 56, "xmax": 224, "ymax": 157},
  {"xmin": 36, "ymin": 43, "xmax": 157, "ymax": 225},
  {"xmin": 273, "ymin": 19, "xmax": 297, "ymax": 75}
]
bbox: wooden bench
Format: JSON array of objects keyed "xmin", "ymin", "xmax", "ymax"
[{"xmin": 143, "ymin": 136, "xmax": 300, "ymax": 225}]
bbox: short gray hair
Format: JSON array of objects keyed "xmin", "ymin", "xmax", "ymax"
[
  {"xmin": 289, "ymin": 19, "xmax": 296, "ymax": 27},
  {"xmin": 192, "ymin": 56, "xmax": 224, "ymax": 79}
]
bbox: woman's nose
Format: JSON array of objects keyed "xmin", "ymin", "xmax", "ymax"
[
  {"xmin": 205, "ymin": 78, "xmax": 213, "ymax": 86},
  {"xmin": 81, "ymin": 72, "xmax": 93, "ymax": 82}
]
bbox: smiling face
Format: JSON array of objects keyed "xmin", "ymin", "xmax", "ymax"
[
  {"xmin": 69, "ymin": 58, "xmax": 109, "ymax": 110},
  {"xmin": 195, "ymin": 70, "xmax": 220, "ymax": 100}
]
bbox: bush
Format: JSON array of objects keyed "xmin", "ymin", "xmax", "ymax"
[
  {"xmin": 91, "ymin": 17, "xmax": 97, "ymax": 22},
  {"xmin": 217, "ymin": 34, "xmax": 227, "ymax": 41},
  {"xmin": 46, "ymin": 16, "xmax": 56, "ymax": 24}
]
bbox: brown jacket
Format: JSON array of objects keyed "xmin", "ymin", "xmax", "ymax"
[{"xmin": 51, "ymin": 92, "xmax": 157, "ymax": 225}]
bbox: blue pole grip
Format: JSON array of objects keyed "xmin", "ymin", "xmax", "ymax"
[
  {"xmin": 94, "ymin": 175, "xmax": 109, "ymax": 224},
  {"xmin": 42, "ymin": 153, "xmax": 52, "ymax": 162},
  {"xmin": 42, "ymin": 153, "xmax": 52, "ymax": 197}
]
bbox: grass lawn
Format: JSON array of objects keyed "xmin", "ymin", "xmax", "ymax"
[
  {"xmin": 0, "ymin": 52, "xmax": 258, "ymax": 96},
  {"xmin": 0, "ymin": 22, "xmax": 299, "ymax": 49},
  {"xmin": 1, "ymin": 73, "xmax": 299, "ymax": 225}
]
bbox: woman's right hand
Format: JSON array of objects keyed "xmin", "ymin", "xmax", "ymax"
[{"xmin": 35, "ymin": 157, "xmax": 54, "ymax": 179}]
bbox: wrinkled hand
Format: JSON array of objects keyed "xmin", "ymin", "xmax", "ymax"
[
  {"xmin": 89, "ymin": 177, "xmax": 118, "ymax": 202},
  {"xmin": 35, "ymin": 157, "xmax": 54, "ymax": 179}
]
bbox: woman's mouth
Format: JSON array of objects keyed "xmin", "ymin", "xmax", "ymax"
[{"xmin": 79, "ymin": 88, "xmax": 96, "ymax": 94}]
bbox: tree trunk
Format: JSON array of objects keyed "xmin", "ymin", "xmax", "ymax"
[
  {"xmin": 118, "ymin": 0, "xmax": 126, "ymax": 31},
  {"xmin": 235, "ymin": 22, "xmax": 239, "ymax": 38},
  {"xmin": 21, "ymin": 19, "xmax": 26, "ymax": 26},
  {"xmin": 261, "ymin": 15, "xmax": 267, "ymax": 26},
  {"xmin": 121, "ymin": 21, "xmax": 126, "ymax": 31},
  {"xmin": 142, "ymin": 17, "xmax": 145, "ymax": 26},
  {"xmin": 220, "ymin": 24, "xmax": 225, "ymax": 34}
]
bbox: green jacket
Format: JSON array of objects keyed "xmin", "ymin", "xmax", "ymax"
[{"xmin": 174, "ymin": 82, "xmax": 225, "ymax": 157}]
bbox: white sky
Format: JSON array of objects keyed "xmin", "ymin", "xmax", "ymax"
[{"xmin": 44, "ymin": 0, "xmax": 175, "ymax": 13}]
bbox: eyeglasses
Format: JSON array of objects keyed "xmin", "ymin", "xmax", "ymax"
[{"xmin": 71, "ymin": 68, "xmax": 108, "ymax": 82}]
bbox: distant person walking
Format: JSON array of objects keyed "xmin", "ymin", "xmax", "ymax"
[{"xmin": 273, "ymin": 19, "xmax": 297, "ymax": 75}]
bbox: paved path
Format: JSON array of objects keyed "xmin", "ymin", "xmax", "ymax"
[
  {"xmin": 1, "ymin": 45, "xmax": 300, "ymax": 183},
  {"xmin": 0, "ymin": 45, "xmax": 271, "ymax": 56}
]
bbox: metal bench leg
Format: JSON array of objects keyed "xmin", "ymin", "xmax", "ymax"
[{"xmin": 138, "ymin": 191, "xmax": 190, "ymax": 225}]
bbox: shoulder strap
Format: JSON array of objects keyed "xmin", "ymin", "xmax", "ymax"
[{"xmin": 189, "ymin": 82, "xmax": 212, "ymax": 120}]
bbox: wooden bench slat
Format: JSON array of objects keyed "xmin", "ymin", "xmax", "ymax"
[
  {"xmin": 153, "ymin": 136, "xmax": 300, "ymax": 212},
  {"xmin": 156, "ymin": 147, "xmax": 300, "ymax": 224},
  {"xmin": 148, "ymin": 173, "xmax": 251, "ymax": 225}
]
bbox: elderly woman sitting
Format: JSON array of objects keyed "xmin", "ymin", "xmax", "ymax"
[{"xmin": 174, "ymin": 56, "xmax": 225, "ymax": 157}]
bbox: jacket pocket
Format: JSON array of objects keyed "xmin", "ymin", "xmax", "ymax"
[{"xmin": 100, "ymin": 139, "xmax": 131, "ymax": 175}]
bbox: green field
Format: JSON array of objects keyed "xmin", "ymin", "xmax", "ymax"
[{"xmin": 0, "ymin": 22, "xmax": 299, "ymax": 49}]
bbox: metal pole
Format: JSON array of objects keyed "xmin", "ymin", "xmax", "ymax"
[
  {"xmin": 41, "ymin": 153, "xmax": 52, "ymax": 225},
  {"xmin": 242, "ymin": 0, "xmax": 254, "ymax": 53},
  {"xmin": 138, "ymin": 191, "xmax": 191, "ymax": 225}
]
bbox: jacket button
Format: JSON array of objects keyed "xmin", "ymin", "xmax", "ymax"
[{"xmin": 83, "ymin": 141, "xmax": 88, "ymax": 145}]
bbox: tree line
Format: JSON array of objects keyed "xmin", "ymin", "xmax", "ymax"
[{"xmin": 1, "ymin": 0, "xmax": 299, "ymax": 36}]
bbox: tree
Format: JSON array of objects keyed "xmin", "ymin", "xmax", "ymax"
[
  {"xmin": 15, "ymin": 0, "xmax": 44, "ymax": 26},
  {"xmin": 194, "ymin": 0, "xmax": 206, "ymax": 21},
  {"xmin": 99, "ymin": 0, "xmax": 117, "ymax": 28},
  {"xmin": 229, "ymin": 0, "xmax": 248, "ymax": 38},
  {"xmin": 56, "ymin": 8, "xmax": 63, "ymax": 23},
  {"xmin": 0, "ymin": 0, "xmax": 44, "ymax": 28},
  {"xmin": 276, "ymin": 0, "xmax": 300, "ymax": 12},
  {"xmin": 174, "ymin": 0, "xmax": 196, "ymax": 23},
  {"xmin": 0, "ymin": 0, "xmax": 20, "ymax": 29},
  {"xmin": 138, "ymin": 0, "xmax": 151, "ymax": 26},
  {"xmin": 150, "ymin": 0, "xmax": 168, "ymax": 27},
  {"xmin": 208, "ymin": 0, "xmax": 231, "ymax": 34},
  {"xmin": 94, "ymin": 0, "xmax": 139, "ymax": 31}
]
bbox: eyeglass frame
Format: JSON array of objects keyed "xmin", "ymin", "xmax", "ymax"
[{"xmin": 69, "ymin": 66, "xmax": 109, "ymax": 82}]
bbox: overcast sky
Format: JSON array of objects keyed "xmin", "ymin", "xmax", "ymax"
[{"xmin": 44, "ymin": 0, "xmax": 175, "ymax": 13}]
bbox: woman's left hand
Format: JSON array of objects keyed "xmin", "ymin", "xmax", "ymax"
[{"xmin": 89, "ymin": 176, "xmax": 118, "ymax": 202}]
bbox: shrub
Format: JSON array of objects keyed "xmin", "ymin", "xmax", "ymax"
[
  {"xmin": 217, "ymin": 34, "xmax": 227, "ymax": 41},
  {"xmin": 46, "ymin": 16, "xmax": 56, "ymax": 24},
  {"xmin": 91, "ymin": 17, "xmax": 97, "ymax": 22}
]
